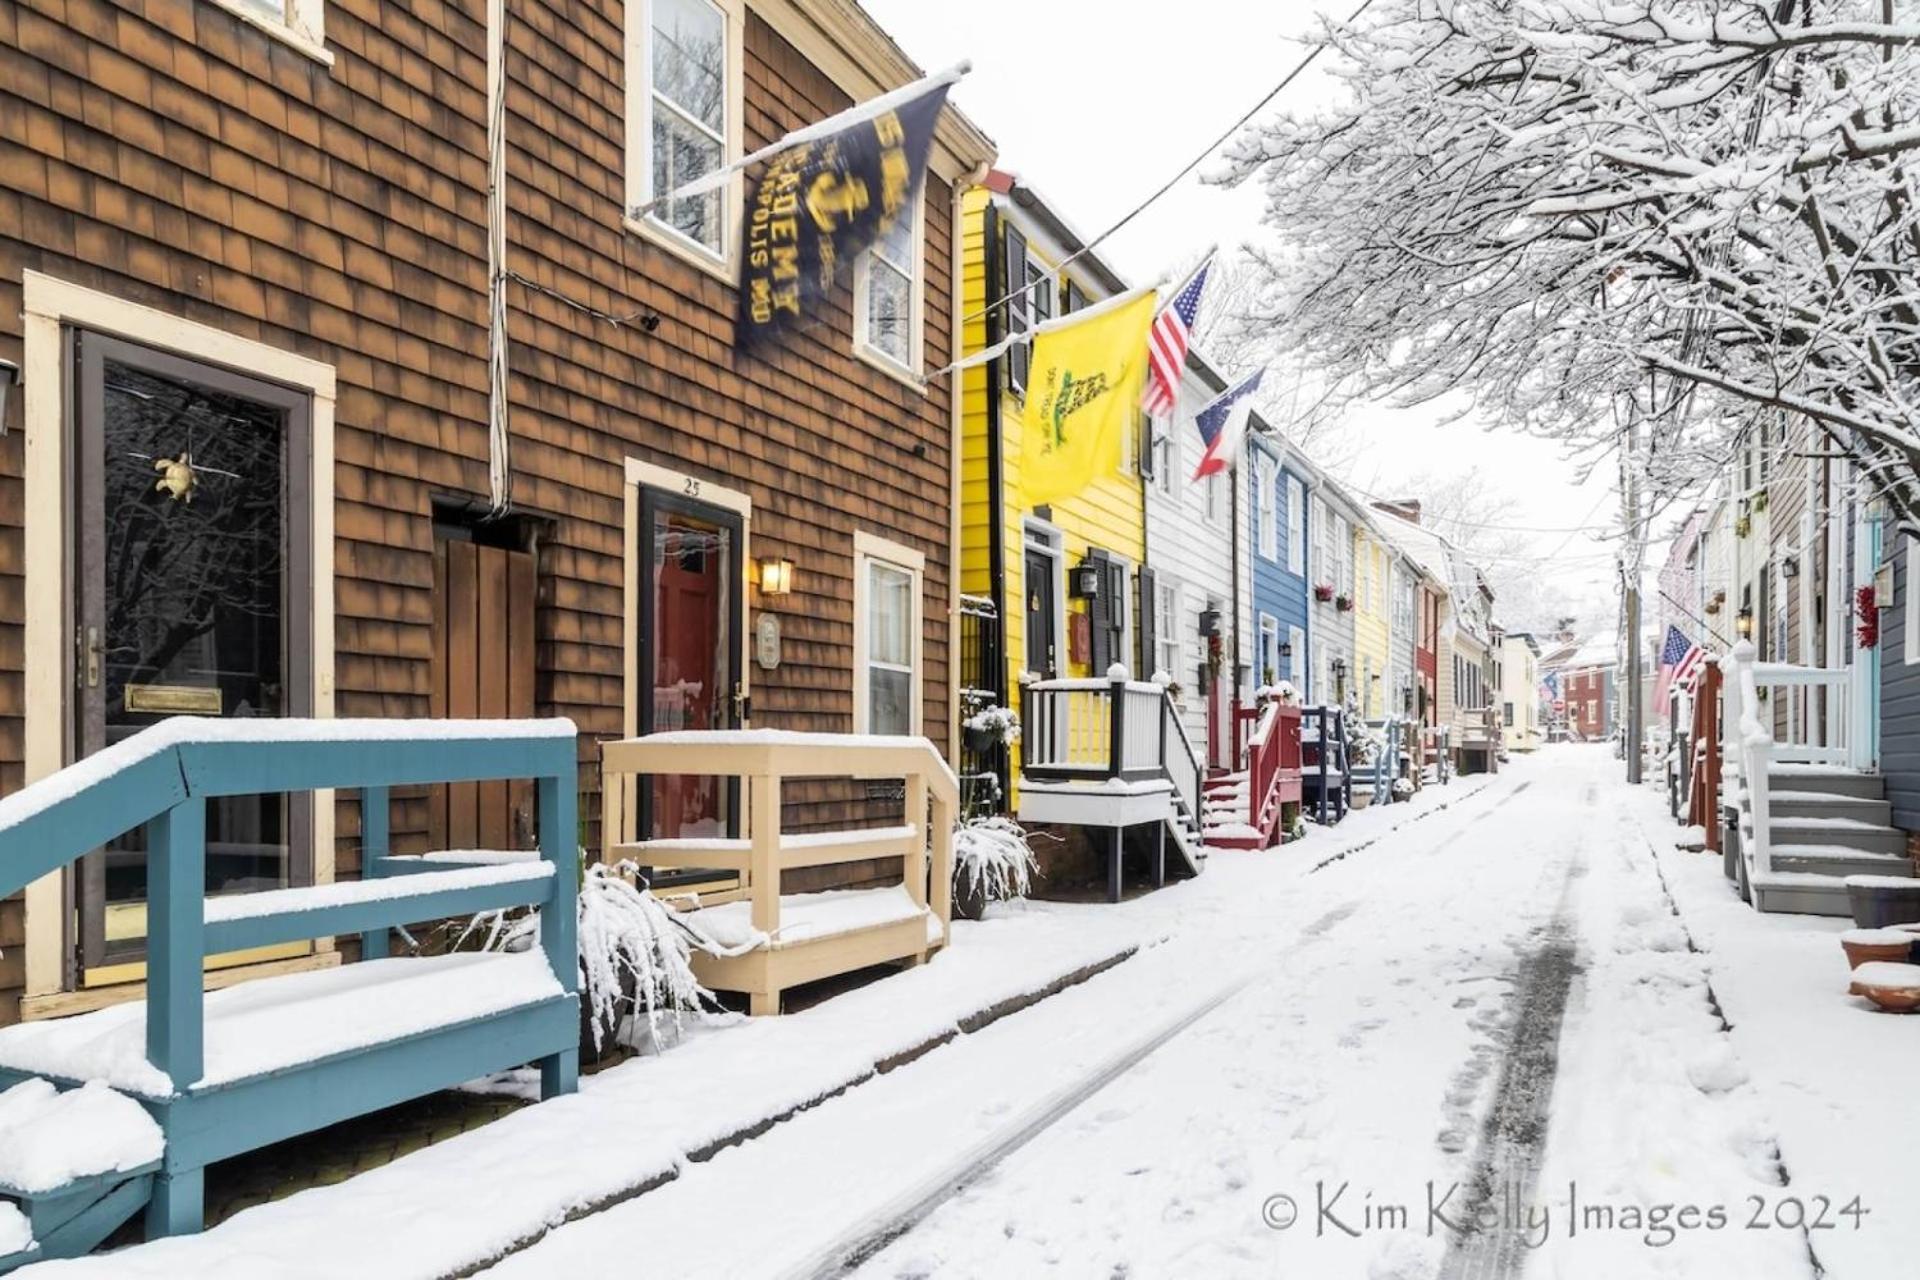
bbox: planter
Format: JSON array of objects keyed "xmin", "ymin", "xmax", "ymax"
[
  {"xmin": 1349, "ymin": 788, "xmax": 1374, "ymax": 810},
  {"xmin": 1840, "ymin": 928, "xmax": 1916, "ymax": 970},
  {"xmin": 1844, "ymin": 876, "xmax": 1920, "ymax": 930},
  {"xmin": 952, "ymin": 874, "xmax": 990, "ymax": 922},
  {"xmin": 963, "ymin": 724, "xmax": 998, "ymax": 755},
  {"xmin": 1849, "ymin": 961, "xmax": 1920, "ymax": 1012}
]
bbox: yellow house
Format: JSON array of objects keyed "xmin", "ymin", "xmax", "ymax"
[
  {"xmin": 1352, "ymin": 524, "xmax": 1393, "ymax": 719},
  {"xmin": 958, "ymin": 172, "xmax": 1147, "ymax": 800}
]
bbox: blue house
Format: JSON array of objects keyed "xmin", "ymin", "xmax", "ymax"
[{"xmin": 1247, "ymin": 426, "xmax": 1312, "ymax": 696}]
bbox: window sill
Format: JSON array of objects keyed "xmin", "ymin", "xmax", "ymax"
[
  {"xmin": 623, "ymin": 213, "xmax": 737, "ymax": 288},
  {"xmin": 853, "ymin": 342, "xmax": 928, "ymax": 393},
  {"xmin": 205, "ymin": 0, "xmax": 336, "ymax": 66}
]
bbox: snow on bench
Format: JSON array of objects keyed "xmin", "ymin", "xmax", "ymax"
[
  {"xmin": 0, "ymin": 1079, "xmax": 163, "ymax": 1194},
  {"xmin": 0, "ymin": 951, "xmax": 563, "ymax": 1098},
  {"xmin": 685, "ymin": 884, "xmax": 935, "ymax": 952}
]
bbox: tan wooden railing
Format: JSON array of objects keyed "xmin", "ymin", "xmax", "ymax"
[{"xmin": 600, "ymin": 731, "xmax": 958, "ymax": 1014}]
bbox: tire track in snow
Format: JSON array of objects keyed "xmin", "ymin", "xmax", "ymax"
[{"xmin": 1436, "ymin": 784, "xmax": 1587, "ymax": 1280}]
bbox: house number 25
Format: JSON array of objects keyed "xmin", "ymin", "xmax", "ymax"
[{"xmin": 683, "ymin": 477, "xmax": 702, "ymax": 497}]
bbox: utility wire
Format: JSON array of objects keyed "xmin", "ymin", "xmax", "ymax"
[{"xmin": 958, "ymin": 0, "xmax": 1379, "ymax": 327}]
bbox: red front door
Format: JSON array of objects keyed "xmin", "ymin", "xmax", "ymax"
[{"xmin": 639, "ymin": 490, "xmax": 744, "ymax": 845}]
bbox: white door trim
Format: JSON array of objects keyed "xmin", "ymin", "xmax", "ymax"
[{"xmin": 20, "ymin": 270, "xmax": 338, "ymax": 999}]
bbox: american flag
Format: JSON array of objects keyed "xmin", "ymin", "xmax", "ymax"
[
  {"xmin": 1656, "ymin": 624, "xmax": 1707, "ymax": 711},
  {"xmin": 1141, "ymin": 258, "xmax": 1212, "ymax": 417}
]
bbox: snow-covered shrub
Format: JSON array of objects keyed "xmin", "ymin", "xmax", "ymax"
[
  {"xmin": 1392, "ymin": 777, "xmax": 1414, "ymax": 800},
  {"xmin": 1342, "ymin": 694, "xmax": 1381, "ymax": 766},
  {"xmin": 483, "ymin": 855, "xmax": 721, "ymax": 1053},
  {"xmin": 953, "ymin": 816, "xmax": 1041, "ymax": 908}
]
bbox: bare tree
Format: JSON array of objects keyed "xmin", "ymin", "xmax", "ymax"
[{"xmin": 1219, "ymin": 0, "xmax": 1920, "ymax": 531}]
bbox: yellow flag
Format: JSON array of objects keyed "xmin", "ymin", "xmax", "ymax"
[{"xmin": 1021, "ymin": 288, "xmax": 1158, "ymax": 505}]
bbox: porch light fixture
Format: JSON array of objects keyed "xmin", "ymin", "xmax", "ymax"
[
  {"xmin": 1332, "ymin": 657, "xmax": 1348, "ymax": 677},
  {"xmin": 1278, "ymin": 641, "xmax": 1293, "ymax": 658},
  {"xmin": 0, "ymin": 358, "xmax": 16, "ymax": 436},
  {"xmin": 757, "ymin": 557, "xmax": 795, "ymax": 596},
  {"xmin": 1736, "ymin": 606, "xmax": 1755, "ymax": 639},
  {"xmin": 1070, "ymin": 564, "xmax": 1103, "ymax": 598},
  {"xmin": 1781, "ymin": 556, "xmax": 1799, "ymax": 579}
]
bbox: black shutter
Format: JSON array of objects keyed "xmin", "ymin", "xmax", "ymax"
[
  {"xmin": 1004, "ymin": 222, "xmax": 1029, "ymax": 395},
  {"xmin": 1138, "ymin": 565, "xmax": 1158, "ymax": 679},
  {"xmin": 1087, "ymin": 553, "xmax": 1111, "ymax": 674}
]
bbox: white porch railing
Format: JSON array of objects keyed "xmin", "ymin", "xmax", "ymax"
[{"xmin": 1721, "ymin": 641, "xmax": 1862, "ymax": 887}]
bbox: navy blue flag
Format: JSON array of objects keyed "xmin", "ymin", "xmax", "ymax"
[{"xmin": 738, "ymin": 81, "xmax": 951, "ymax": 353}]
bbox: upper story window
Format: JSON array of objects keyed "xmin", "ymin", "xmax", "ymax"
[
  {"xmin": 854, "ymin": 532, "xmax": 925, "ymax": 735},
  {"xmin": 1285, "ymin": 475, "xmax": 1305, "ymax": 576},
  {"xmin": 1256, "ymin": 455, "xmax": 1278, "ymax": 560},
  {"xmin": 855, "ymin": 194, "xmax": 922, "ymax": 373},
  {"xmin": 209, "ymin": 0, "xmax": 331, "ymax": 63},
  {"xmin": 628, "ymin": 0, "xmax": 741, "ymax": 267}
]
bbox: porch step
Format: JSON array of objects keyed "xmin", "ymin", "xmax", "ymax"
[
  {"xmin": 1750, "ymin": 871, "xmax": 1858, "ymax": 917},
  {"xmin": 1765, "ymin": 765, "xmax": 1885, "ymax": 800},
  {"xmin": 1768, "ymin": 792, "xmax": 1892, "ymax": 824},
  {"xmin": 0, "ymin": 1078, "xmax": 165, "ymax": 1273},
  {"xmin": 1766, "ymin": 819, "xmax": 1908, "ymax": 856},
  {"xmin": 1770, "ymin": 847, "xmax": 1915, "ymax": 880}
]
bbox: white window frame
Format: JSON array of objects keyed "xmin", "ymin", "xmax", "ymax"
[
  {"xmin": 1204, "ymin": 467, "xmax": 1227, "ymax": 528},
  {"xmin": 1287, "ymin": 625, "xmax": 1306, "ymax": 686},
  {"xmin": 1905, "ymin": 537, "xmax": 1920, "ymax": 665},
  {"xmin": 206, "ymin": 0, "xmax": 332, "ymax": 64},
  {"xmin": 1155, "ymin": 578, "xmax": 1183, "ymax": 682},
  {"xmin": 1311, "ymin": 495, "xmax": 1329, "ymax": 585},
  {"xmin": 1286, "ymin": 474, "xmax": 1305, "ymax": 576},
  {"xmin": 853, "ymin": 190, "xmax": 926, "ymax": 383},
  {"xmin": 625, "ymin": 0, "xmax": 746, "ymax": 280},
  {"xmin": 1258, "ymin": 614, "xmax": 1280, "ymax": 685},
  {"xmin": 1023, "ymin": 520, "xmax": 1069, "ymax": 681},
  {"xmin": 1256, "ymin": 454, "xmax": 1278, "ymax": 561},
  {"xmin": 853, "ymin": 530, "xmax": 925, "ymax": 735},
  {"xmin": 1336, "ymin": 515, "xmax": 1353, "ymax": 596}
]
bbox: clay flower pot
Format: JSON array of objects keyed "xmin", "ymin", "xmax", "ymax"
[
  {"xmin": 1848, "ymin": 960, "xmax": 1920, "ymax": 1011},
  {"xmin": 1840, "ymin": 928, "xmax": 1916, "ymax": 970}
]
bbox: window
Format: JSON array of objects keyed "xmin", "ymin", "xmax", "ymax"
[
  {"xmin": 1312, "ymin": 496, "xmax": 1329, "ymax": 585},
  {"xmin": 629, "ymin": 0, "xmax": 738, "ymax": 262},
  {"xmin": 1336, "ymin": 515, "xmax": 1353, "ymax": 595},
  {"xmin": 1504, "ymin": 701, "xmax": 1515, "ymax": 726},
  {"xmin": 1259, "ymin": 614, "xmax": 1280, "ymax": 685},
  {"xmin": 1257, "ymin": 455, "xmax": 1278, "ymax": 560},
  {"xmin": 1358, "ymin": 537, "xmax": 1372, "ymax": 609},
  {"xmin": 1286, "ymin": 475, "xmax": 1305, "ymax": 576},
  {"xmin": 1151, "ymin": 423, "xmax": 1175, "ymax": 495},
  {"xmin": 1156, "ymin": 580, "xmax": 1183, "ymax": 681},
  {"xmin": 1205, "ymin": 466, "xmax": 1226, "ymax": 526},
  {"xmin": 208, "ymin": 0, "xmax": 329, "ymax": 60},
  {"xmin": 855, "ymin": 193, "xmax": 922, "ymax": 372},
  {"xmin": 1288, "ymin": 625, "xmax": 1306, "ymax": 684},
  {"xmin": 854, "ymin": 532, "xmax": 924, "ymax": 735}
]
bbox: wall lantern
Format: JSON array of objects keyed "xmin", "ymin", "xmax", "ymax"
[
  {"xmin": 1781, "ymin": 556, "xmax": 1799, "ymax": 579},
  {"xmin": 1070, "ymin": 563, "xmax": 1103, "ymax": 599},
  {"xmin": 0, "ymin": 359, "xmax": 17, "ymax": 437},
  {"xmin": 757, "ymin": 558, "xmax": 795, "ymax": 596},
  {"xmin": 1736, "ymin": 606, "xmax": 1755, "ymax": 639},
  {"xmin": 1198, "ymin": 608, "xmax": 1222, "ymax": 638},
  {"xmin": 1278, "ymin": 640, "xmax": 1293, "ymax": 659},
  {"xmin": 1332, "ymin": 657, "xmax": 1348, "ymax": 677}
]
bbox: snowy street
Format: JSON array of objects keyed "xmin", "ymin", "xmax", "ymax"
[{"xmin": 460, "ymin": 746, "xmax": 1906, "ymax": 1280}]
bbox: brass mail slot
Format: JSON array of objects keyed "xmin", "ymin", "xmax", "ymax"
[{"xmin": 125, "ymin": 683, "xmax": 223, "ymax": 715}]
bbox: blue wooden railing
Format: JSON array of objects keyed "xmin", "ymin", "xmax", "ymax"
[
  {"xmin": 1300, "ymin": 706, "xmax": 1350, "ymax": 824},
  {"xmin": 0, "ymin": 717, "xmax": 580, "ymax": 1239}
]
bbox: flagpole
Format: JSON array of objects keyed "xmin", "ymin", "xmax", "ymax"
[{"xmin": 629, "ymin": 61, "xmax": 971, "ymax": 220}]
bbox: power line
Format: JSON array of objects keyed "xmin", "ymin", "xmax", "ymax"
[{"xmin": 959, "ymin": 0, "xmax": 1379, "ymax": 327}]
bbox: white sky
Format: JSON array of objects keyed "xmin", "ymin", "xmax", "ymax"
[{"xmin": 862, "ymin": 0, "xmax": 1621, "ymax": 629}]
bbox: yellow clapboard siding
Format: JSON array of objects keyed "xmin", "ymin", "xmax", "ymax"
[{"xmin": 1351, "ymin": 533, "xmax": 1393, "ymax": 719}]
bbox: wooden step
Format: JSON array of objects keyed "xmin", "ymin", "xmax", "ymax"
[
  {"xmin": 1750, "ymin": 871, "xmax": 1857, "ymax": 917},
  {"xmin": 1769, "ymin": 792, "xmax": 1892, "ymax": 824},
  {"xmin": 1770, "ymin": 847, "xmax": 1914, "ymax": 879},
  {"xmin": 1767, "ymin": 819, "xmax": 1907, "ymax": 856},
  {"xmin": 1766, "ymin": 765, "xmax": 1886, "ymax": 800}
]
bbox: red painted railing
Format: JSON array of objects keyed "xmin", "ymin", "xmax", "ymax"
[{"xmin": 1242, "ymin": 698, "xmax": 1304, "ymax": 845}]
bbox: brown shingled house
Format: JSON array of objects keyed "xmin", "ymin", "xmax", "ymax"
[{"xmin": 0, "ymin": 0, "xmax": 993, "ymax": 1024}]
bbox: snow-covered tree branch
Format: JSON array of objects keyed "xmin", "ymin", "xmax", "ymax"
[{"xmin": 1220, "ymin": 0, "xmax": 1920, "ymax": 530}]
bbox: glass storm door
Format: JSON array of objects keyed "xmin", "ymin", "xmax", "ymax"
[
  {"xmin": 637, "ymin": 489, "xmax": 743, "ymax": 847},
  {"xmin": 73, "ymin": 333, "xmax": 312, "ymax": 971}
]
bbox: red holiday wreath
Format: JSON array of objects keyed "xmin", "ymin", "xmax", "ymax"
[{"xmin": 1857, "ymin": 584, "xmax": 1879, "ymax": 649}]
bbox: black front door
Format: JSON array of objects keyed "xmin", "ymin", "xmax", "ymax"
[
  {"xmin": 1025, "ymin": 548, "xmax": 1057, "ymax": 677},
  {"xmin": 73, "ymin": 333, "xmax": 312, "ymax": 970}
]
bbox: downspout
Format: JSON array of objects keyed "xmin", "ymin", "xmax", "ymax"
[
  {"xmin": 485, "ymin": 0, "xmax": 511, "ymax": 514},
  {"xmin": 982, "ymin": 197, "xmax": 1007, "ymax": 705}
]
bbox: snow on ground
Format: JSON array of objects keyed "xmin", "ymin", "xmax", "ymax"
[
  {"xmin": 1635, "ymin": 783, "xmax": 1920, "ymax": 1279},
  {"xmin": 23, "ymin": 770, "xmax": 1482, "ymax": 1279}
]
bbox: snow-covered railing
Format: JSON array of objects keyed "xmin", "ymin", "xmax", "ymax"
[
  {"xmin": 600, "ymin": 730, "xmax": 957, "ymax": 1015},
  {"xmin": 1245, "ymin": 694, "xmax": 1303, "ymax": 840},
  {"xmin": 1020, "ymin": 668, "xmax": 1204, "ymax": 821},
  {"xmin": 0, "ymin": 716, "xmax": 582, "ymax": 1235},
  {"xmin": 1749, "ymin": 659, "xmax": 1853, "ymax": 765}
]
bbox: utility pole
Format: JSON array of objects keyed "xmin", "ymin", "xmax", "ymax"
[{"xmin": 1622, "ymin": 403, "xmax": 1644, "ymax": 785}]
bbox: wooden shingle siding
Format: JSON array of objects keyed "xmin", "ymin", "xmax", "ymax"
[{"xmin": 0, "ymin": 0, "xmax": 980, "ymax": 1014}]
